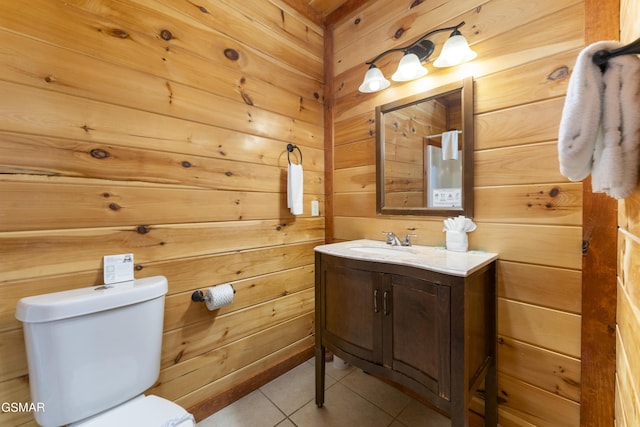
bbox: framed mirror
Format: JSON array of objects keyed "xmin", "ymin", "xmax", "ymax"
[{"xmin": 376, "ymin": 77, "xmax": 474, "ymax": 217}]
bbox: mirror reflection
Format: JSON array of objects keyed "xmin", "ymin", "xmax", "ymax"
[{"xmin": 376, "ymin": 77, "xmax": 474, "ymax": 216}]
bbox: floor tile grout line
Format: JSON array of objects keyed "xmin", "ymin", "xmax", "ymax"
[
  {"xmin": 334, "ymin": 367, "xmax": 414, "ymax": 422},
  {"xmin": 258, "ymin": 387, "xmax": 290, "ymax": 424},
  {"xmin": 198, "ymin": 357, "xmax": 444, "ymax": 427}
]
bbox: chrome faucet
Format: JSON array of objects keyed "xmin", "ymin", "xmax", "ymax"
[
  {"xmin": 382, "ymin": 231, "xmax": 402, "ymax": 246},
  {"xmin": 382, "ymin": 231, "xmax": 417, "ymax": 246},
  {"xmin": 402, "ymin": 234, "xmax": 417, "ymax": 246}
]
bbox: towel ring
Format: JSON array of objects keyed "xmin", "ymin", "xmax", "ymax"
[{"xmin": 287, "ymin": 143, "xmax": 302, "ymax": 165}]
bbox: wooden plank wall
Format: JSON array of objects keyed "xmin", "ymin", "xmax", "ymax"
[
  {"xmin": 616, "ymin": 3, "xmax": 640, "ymax": 426},
  {"xmin": 329, "ymin": 0, "xmax": 585, "ymax": 425},
  {"xmin": 0, "ymin": 1, "xmax": 324, "ymax": 425}
]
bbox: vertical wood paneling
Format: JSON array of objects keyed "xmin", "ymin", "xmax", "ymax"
[
  {"xmin": 329, "ymin": 0, "xmax": 586, "ymax": 424},
  {"xmin": 581, "ymin": 0, "xmax": 620, "ymax": 426},
  {"xmin": 0, "ymin": 0, "xmax": 323, "ymax": 424},
  {"xmin": 617, "ymin": 4, "xmax": 640, "ymax": 424}
]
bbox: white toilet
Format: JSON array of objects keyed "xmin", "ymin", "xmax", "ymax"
[{"xmin": 15, "ymin": 276, "xmax": 195, "ymax": 427}]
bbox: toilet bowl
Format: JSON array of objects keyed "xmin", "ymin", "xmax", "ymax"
[
  {"xmin": 16, "ymin": 276, "xmax": 195, "ymax": 427},
  {"xmin": 69, "ymin": 395, "xmax": 194, "ymax": 427}
]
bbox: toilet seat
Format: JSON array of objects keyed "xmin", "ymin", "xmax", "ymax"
[{"xmin": 70, "ymin": 395, "xmax": 195, "ymax": 427}]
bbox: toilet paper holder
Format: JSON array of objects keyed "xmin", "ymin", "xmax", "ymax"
[{"xmin": 191, "ymin": 285, "xmax": 236, "ymax": 303}]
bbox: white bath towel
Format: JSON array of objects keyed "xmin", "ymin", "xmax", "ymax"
[
  {"xmin": 441, "ymin": 130, "xmax": 459, "ymax": 160},
  {"xmin": 558, "ymin": 41, "xmax": 640, "ymax": 199},
  {"xmin": 287, "ymin": 163, "xmax": 303, "ymax": 215}
]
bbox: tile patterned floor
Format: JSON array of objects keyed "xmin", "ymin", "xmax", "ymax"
[{"xmin": 196, "ymin": 358, "xmax": 451, "ymax": 427}]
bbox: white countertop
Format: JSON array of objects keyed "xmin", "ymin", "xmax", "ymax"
[{"xmin": 315, "ymin": 239, "xmax": 498, "ymax": 277}]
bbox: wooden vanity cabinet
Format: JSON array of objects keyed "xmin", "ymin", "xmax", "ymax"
[{"xmin": 315, "ymin": 252, "xmax": 497, "ymax": 427}]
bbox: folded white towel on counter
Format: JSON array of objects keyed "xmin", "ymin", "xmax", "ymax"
[
  {"xmin": 287, "ymin": 163, "xmax": 303, "ymax": 215},
  {"xmin": 443, "ymin": 216, "xmax": 476, "ymax": 252},
  {"xmin": 558, "ymin": 41, "xmax": 640, "ymax": 199},
  {"xmin": 441, "ymin": 130, "xmax": 459, "ymax": 160},
  {"xmin": 443, "ymin": 215, "xmax": 476, "ymax": 233}
]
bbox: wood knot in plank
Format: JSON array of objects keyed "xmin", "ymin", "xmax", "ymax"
[
  {"xmin": 196, "ymin": 5, "xmax": 208, "ymax": 13},
  {"xmin": 549, "ymin": 187, "xmax": 560, "ymax": 197},
  {"xmin": 409, "ymin": 0, "xmax": 424, "ymax": 8},
  {"xmin": 90, "ymin": 148, "xmax": 110, "ymax": 159},
  {"xmin": 108, "ymin": 203, "xmax": 121, "ymax": 211},
  {"xmin": 240, "ymin": 90, "xmax": 253, "ymax": 106},
  {"xmin": 354, "ymin": 17, "xmax": 361, "ymax": 25},
  {"xmin": 181, "ymin": 160, "xmax": 192, "ymax": 168},
  {"xmin": 560, "ymin": 375, "xmax": 580, "ymax": 388},
  {"xmin": 136, "ymin": 225, "xmax": 151, "ymax": 234},
  {"xmin": 224, "ymin": 48, "xmax": 240, "ymax": 61},
  {"xmin": 548, "ymin": 66, "xmax": 569, "ymax": 81},
  {"xmin": 394, "ymin": 28, "xmax": 405, "ymax": 39},
  {"xmin": 81, "ymin": 124, "xmax": 94, "ymax": 133},
  {"xmin": 166, "ymin": 81, "xmax": 173, "ymax": 104},
  {"xmin": 135, "ymin": 264, "xmax": 144, "ymax": 271},
  {"xmin": 109, "ymin": 28, "xmax": 130, "ymax": 39},
  {"xmin": 44, "ymin": 75, "xmax": 56, "ymax": 83},
  {"xmin": 160, "ymin": 29, "xmax": 173, "ymax": 41}
]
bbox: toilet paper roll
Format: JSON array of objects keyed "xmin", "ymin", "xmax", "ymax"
[{"xmin": 205, "ymin": 283, "xmax": 234, "ymax": 311}]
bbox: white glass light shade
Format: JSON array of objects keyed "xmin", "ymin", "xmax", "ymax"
[
  {"xmin": 391, "ymin": 53, "xmax": 428, "ymax": 82},
  {"xmin": 433, "ymin": 34, "xmax": 477, "ymax": 67},
  {"xmin": 358, "ymin": 66, "xmax": 391, "ymax": 93}
]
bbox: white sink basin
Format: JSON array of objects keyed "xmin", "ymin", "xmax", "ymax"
[
  {"xmin": 349, "ymin": 246, "xmax": 415, "ymax": 256},
  {"xmin": 315, "ymin": 239, "xmax": 498, "ymax": 277}
]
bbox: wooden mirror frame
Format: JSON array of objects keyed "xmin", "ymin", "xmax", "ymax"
[{"xmin": 375, "ymin": 77, "xmax": 474, "ymax": 217}]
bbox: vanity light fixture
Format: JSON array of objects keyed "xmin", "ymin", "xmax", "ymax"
[{"xmin": 358, "ymin": 21, "xmax": 476, "ymax": 93}]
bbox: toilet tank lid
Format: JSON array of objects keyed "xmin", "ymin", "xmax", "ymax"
[{"xmin": 16, "ymin": 276, "xmax": 168, "ymax": 323}]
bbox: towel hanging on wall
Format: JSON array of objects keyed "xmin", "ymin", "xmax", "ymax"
[
  {"xmin": 286, "ymin": 144, "xmax": 303, "ymax": 215},
  {"xmin": 441, "ymin": 130, "xmax": 459, "ymax": 160},
  {"xmin": 558, "ymin": 40, "xmax": 640, "ymax": 199},
  {"xmin": 287, "ymin": 162, "xmax": 303, "ymax": 215}
]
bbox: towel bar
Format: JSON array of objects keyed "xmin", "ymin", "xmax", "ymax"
[{"xmin": 287, "ymin": 143, "xmax": 302, "ymax": 165}]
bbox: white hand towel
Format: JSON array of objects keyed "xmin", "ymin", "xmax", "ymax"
[
  {"xmin": 558, "ymin": 41, "xmax": 640, "ymax": 199},
  {"xmin": 287, "ymin": 163, "xmax": 303, "ymax": 215},
  {"xmin": 592, "ymin": 51, "xmax": 640, "ymax": 199},
  {"xmin": 558, "ymin": 42, "xmax": 609, "ymax": 182},
  {"xmin": 441, "ymin": 131, "xmax": 459, "ymax": 160}
]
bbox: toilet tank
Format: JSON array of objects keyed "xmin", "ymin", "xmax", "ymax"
[{"xmin": 15, "ymin": 276, "xmax": 168, "ymax": 427}]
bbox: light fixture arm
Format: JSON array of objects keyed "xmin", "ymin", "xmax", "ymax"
[{"xmin": 365, "ymin": 21, "xmax": 467, "ymax": 66}]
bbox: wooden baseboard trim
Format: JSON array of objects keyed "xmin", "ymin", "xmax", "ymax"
[{"xmin": 187, "ymin": 344, "xmax": 315, "ymax": 422}]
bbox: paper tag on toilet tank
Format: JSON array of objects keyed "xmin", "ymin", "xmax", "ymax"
[{"xmin": 103, "ymin": 254, "xmax": 134, "ymax": 285}]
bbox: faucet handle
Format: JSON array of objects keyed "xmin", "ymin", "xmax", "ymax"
[
  {"xmin": 382, "ymin": 231, "xmax": 403, "ymax": 246},
  {"xmin": 402, "ymin": 234, "xmax": 417, "ymax": 246}
]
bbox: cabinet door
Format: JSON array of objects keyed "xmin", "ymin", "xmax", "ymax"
[
  {"xmin": 321, "ymin": 261, "xmax": 383, "ymax": 364},
  {"xmin": 387, "ymin": 274, "xmax": 451, "ymax": 400}
]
